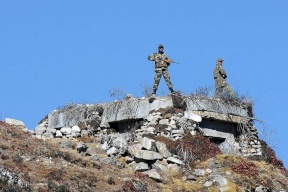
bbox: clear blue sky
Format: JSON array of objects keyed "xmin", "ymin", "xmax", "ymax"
[{"xmin": 1, "ymin": 1, "xmax": 287, "ymax": 168}]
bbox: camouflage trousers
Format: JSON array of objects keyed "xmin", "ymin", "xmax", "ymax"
[
  {"xmin": 214, "ymin": 80, "xmax": 236, "ymax": 98},
  {"xmin": 153, "ymin": 68, "xmax": 173, "ymax": 91}
]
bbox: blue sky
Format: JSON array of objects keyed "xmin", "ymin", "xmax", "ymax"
[{"xmin": 0, "ymin": 1, "xmax": 287, "ymax": 168}]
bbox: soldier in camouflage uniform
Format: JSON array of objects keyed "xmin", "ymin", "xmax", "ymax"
[
  {"xmin": 148, "ymin": 44, "xmax": 175, "ymax": 95},
  {"xmin": 213, "ymin": 58, "xmax": 236, "ymax": 98}
]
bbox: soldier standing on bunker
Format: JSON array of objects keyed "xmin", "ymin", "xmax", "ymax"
[
  {"xmin": 213, "ymin": 58, "xmax": 236, "ymax": 98},
  {"xmin": 148, "ymin": 44, "xmax": 175, "ymax": 96}
]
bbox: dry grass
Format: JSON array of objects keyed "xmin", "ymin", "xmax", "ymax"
[
  {"xmin": 1, "ymin": 121, "xmax": 288, "ymax": 191},
  {"xmin": 0, "ymin": 122, "xmax": 156, "ymax": 191}
]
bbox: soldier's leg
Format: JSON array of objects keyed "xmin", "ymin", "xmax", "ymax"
[
  {"xmin": 215, "ymin": 86, "xmax": 223, "ymax": 97},
  {"xmin": 223, "ymin": 84, "xmax": 236, "ymax": 98},
  {"xmin": 214, "ymin": 80, "xmax": 223, "ymax": 97},
  {"xmin": 153, "ymin": 69, "xmax": 162, "ymax": 94},
  {"xmin": 162, "ymin": 69, "xmax": 174, "ymax": 93}
]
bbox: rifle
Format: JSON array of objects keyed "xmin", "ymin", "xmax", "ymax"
[
  {"xmin": 156, "ymin": 57, "xmax": 180, "ymax": 64},
  {"xmin": 165, "ymin": 59, "xmax": 179, "ymax": 65}
]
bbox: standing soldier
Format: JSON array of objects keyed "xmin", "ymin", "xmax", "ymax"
[
  {"xmin": 148, "ymin": 44, "xmax": 175, "ymax": 96},
  {"xmin": 213, "ymin": 58, "xmax": 236, "ymax": 98}
]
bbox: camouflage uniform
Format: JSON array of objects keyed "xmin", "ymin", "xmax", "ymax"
[
  {"xmin": 213, "ymin": 58, "xmax": 236, "ymax": 98},
  {"xmin": 148, "ymin": 45, "xmax": 174, "ymax": 94}
]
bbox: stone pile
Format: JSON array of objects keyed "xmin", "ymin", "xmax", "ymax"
[
  {"xmin": 135, "ymin": 110, "xmax": 200, "ymax": 141},
  {"xmin": 99, "ymin": 134, "xmax": 184, "ymax": 181}
]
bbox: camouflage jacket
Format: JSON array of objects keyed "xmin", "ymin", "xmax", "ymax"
[
  {"xmin": 148, "ymin": 52, "xmax": 171, "ymax": 69},
  {"xmin": 213, "ymin": 64, "xmax": 227, "ymax": 80}
]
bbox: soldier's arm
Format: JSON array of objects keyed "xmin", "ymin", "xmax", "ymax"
[
  {"xmin": 219, "ymin": 68, "xmax": 227, "ymax": 78},
  {"xmin": 148, "ymin": 53, "xmax": 156, "ymax": 61},
  {"xmin": 164, "ymin": 54, "xmax": 174, "ymax": 64}
]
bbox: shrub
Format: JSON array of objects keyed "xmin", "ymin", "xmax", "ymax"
[
  {"xmin": 140, "ymin": 83, "xmax": 153, "ymax": 97},
  {"xmin": 150, "ymin": 134, "xmax": 221, "ymax": 166},
  {"xmin": 189, "ymin": 86, "xmax": 213, "ymax": 98},
  {"xmin": 109, "ymin": 87, "xmax": 126, "ymax": 100},
  {"xmin": 232, "ymin": 161, "xmax": 258, "ymax": 178},
  {"xmin": 177, "ymin": 134, "xmax": 222, "ymax": 163}
]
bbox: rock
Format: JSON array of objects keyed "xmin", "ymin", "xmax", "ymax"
[
  {"xmin": 46, "ymin": 128, "xmax": 56, "ymax": 134},
  {"xmin": 100, "ymin": 157, "xmax": 125, "ymax": 169},
  {"xmin": 40, "ymin": 132, "xmax": 52, "ymax": 139},
  {"xmin": 184, "ymin": 110, "xmax": 202, "ymax": 122},
  {"xmin": 155, "ymin": 141, "xmax": 172, "ymax": 158},
  {"xmin": 159, "ymin": 119, "xmax": 170, "ymax": 125},
  {"xmin": 81, "ymin": 130, "xmax": 89, "ymax": 137},
  {"xmin": 90, "ymin": 154, "xmax": 100, "ymax": 161},
  {"xmin": 124, "ymin": 179, "xmax": 148, "ymax": 192},
  {"xmin": 59, "ymin": 140, "xmax": 73, "ymax": 148},
  {"xmin": 130, "ymin": 162, "xmax": 149, "ymax": 172},
  {"xmin": 131, "ymin": 150, "xmax": 163, "ymax": 161},
  {"xmin": 206, "ymin": 168, "xmax": 212, "ymax": 173},
  {"xmin": 193, "ymin": 169, "xmax": 205, "ymax": 177},
  {"xmin": 0, "ymin": 166, "xmax": 29, "ymax": 189},
  {"xmin": 167, "ymin": 157, "xmax": 185, "ymax": 166},
  {"xmin": 220, "ymin": 186, "xmax": 230, "ymax": 192},
  {"xmin": 127, "ymin": 143, "xmax": 142, "ymax": 156},
  {"xmin": 101, "ymin": 142, "xmax": 110, "ymax": 151},
  {"xmin": 71, "ymin": 125, "xmax": 81, "ymax": 133},
  {"xmin": 211, "ymin": 175, "xmax": 228, "ymax": 187},
  {"xmin": 76, "ymin": 143, "xmax": 88, "ymax": 153},
  {"xmin": 112, "ymin": 137, "xmax": 128, "ymax": 155},
  {"xmin": 35, "ymin": 125, "xmax": 46, "ymax": 135},
  {"xmin": 152, "ymin": 162, "xmax": 168, "ymax": 172},
  {"xmin": 107, "ymin": 147, "xmax": 118, "ymax": 156},
  {"xmin": 203, "ymin": 181, "xmax": 213, "ymax": 187},
  {"xmin": 140, "ymin": 137, "xmax": 156, "ymax": 151},
  {"xmin": 60, "ymin": 127, "xmax": 72, "ymax": 135},
  {"xmin": 142, "ymin": 169, "xmax": 162, "ymax": 181},
  {"xmin": 5, "ymin": 118, "xmax": 25, "ymax": 126},
  {"xmin": 71, "ymin": 132, "xmax": 81, "ymax": 138},
  {"xmin": 85, "ymin": 147, "xmax": 99, "ymax": 156},
  {"xmin": 167, "ymin": 164, "xmax": 180, "ymax": 171},
  {"xmin": 187, "ymin": 175, "xmax": 197, "ymax": 181},
  {"xmin": 125, "ymin": 156, "xmax": 134, "ymax": 163},
  {"xmin": 147, "ymin": 127, "xmax": 155, "ymax": 133},
  {"xmin": 255, "ymin": 185, "xmax": 270, "ymax": 192},
  {"xmin": 101, "ymin": 135, "xmax": 112, "ymax": 144},
  {"xmin": 55, "ymin": 130, "xmax": 62, "ymax": 138}
]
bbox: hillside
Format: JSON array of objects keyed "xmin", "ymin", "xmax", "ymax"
[{"xmin": 0, "ymin": 95, "xmax": 288, "ymax": 192}]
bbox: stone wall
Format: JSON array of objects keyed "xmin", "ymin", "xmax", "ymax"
[{"xmin": 34, "ymin": 94, "xmax": 261, "ymax": 157}]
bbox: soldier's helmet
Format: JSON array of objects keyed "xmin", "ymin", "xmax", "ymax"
[
  {"xmin": 158, "ymin": 44, "xmax": 164, "ymax": 48},
  {"xmin": 216, "ymin": 58, "xmax": 224, "ymax": 62}
]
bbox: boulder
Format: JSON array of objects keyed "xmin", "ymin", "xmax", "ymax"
[
  {"xmin": 130, "ymin": 162, "xmax": 149, "ymax": 172},
  {"xmin": 60, "ymin": 127, "xmax": 72, "ymax": 135},
  {"xmin": 131, "ymin": 150, "xmax": 163, "ymax": 161},
  {"xmin": 167, "ymin": 157, "xmax": 185, "ymax": 165},
  {"xmin": 155, "ymin": 141, "xmax": 172, "ymax": 158},
  {"xmin": 5, "ymin": 118, "xmax": 25, "ymax": 126},
  {"xmin": 140, "ymin": 137, "xmax": 156, "ymax": 151},
  {"xmin": 142, "ymin": 169, "xmax": 162, "ymax": 181}
]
